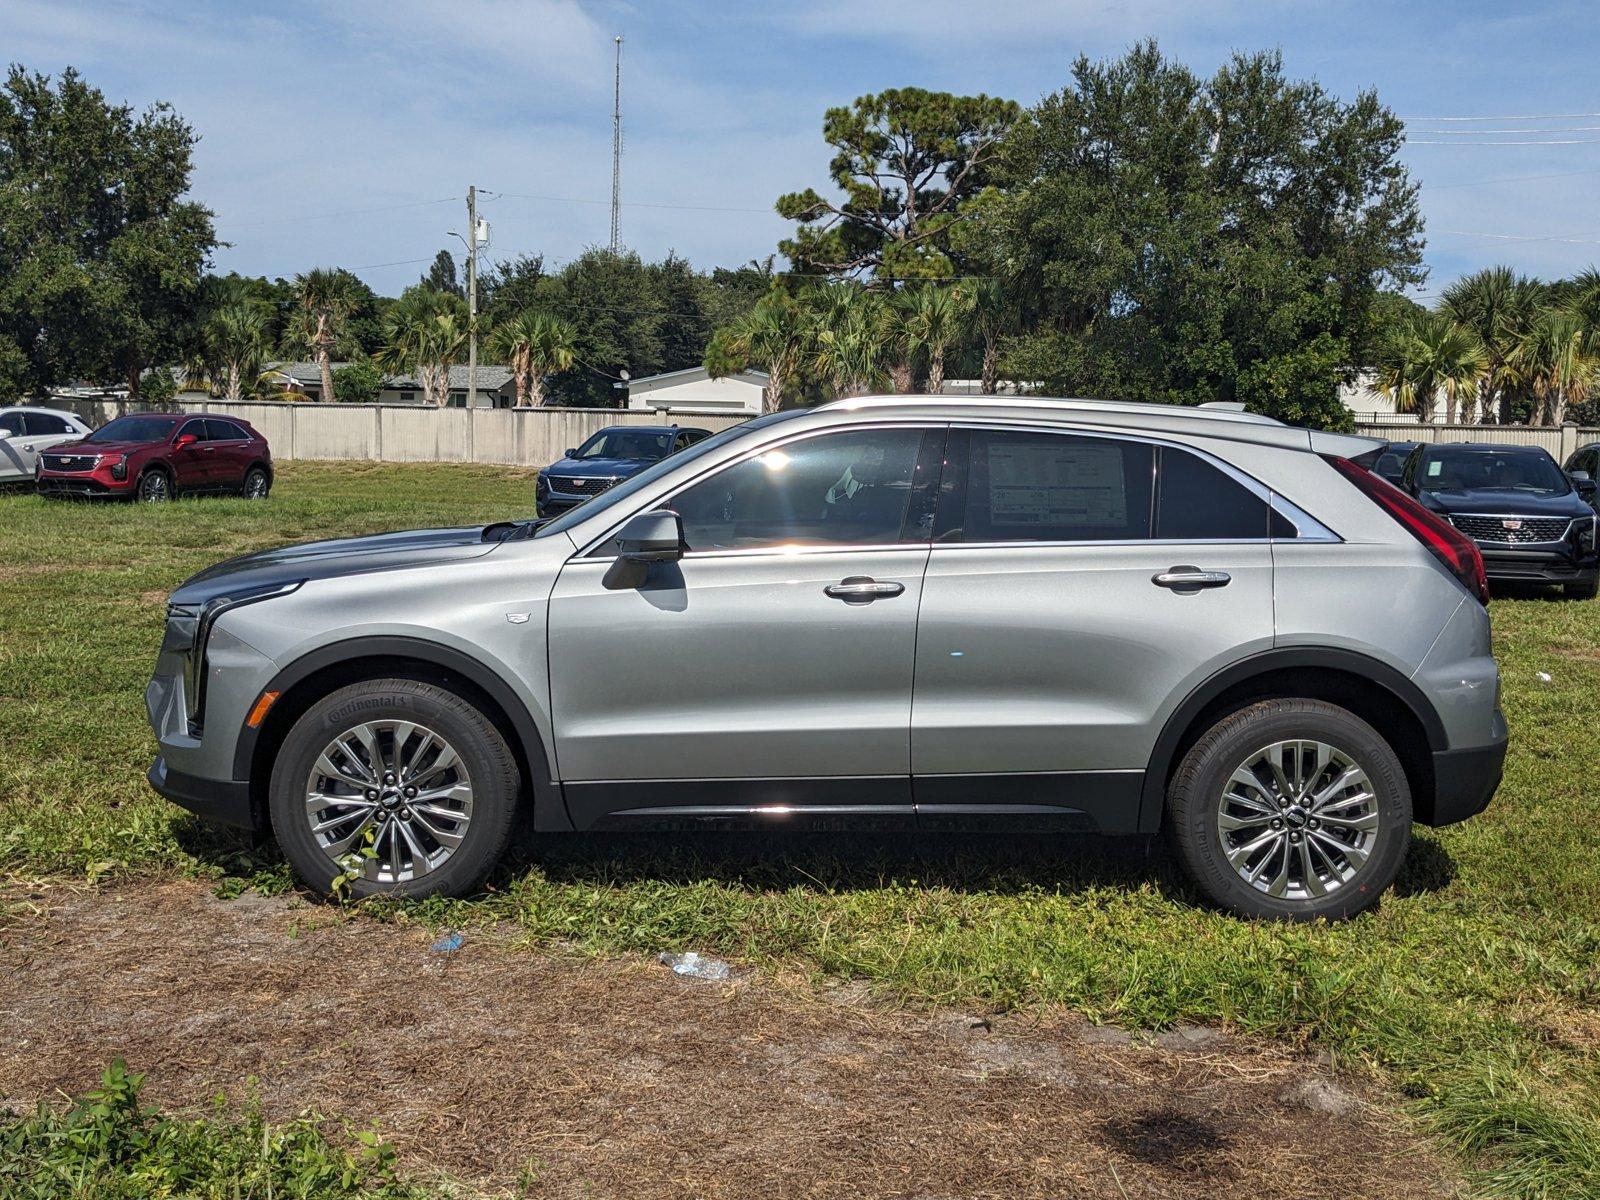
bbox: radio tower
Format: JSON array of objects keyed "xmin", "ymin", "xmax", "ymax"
[{"xmin": 609, "ymin": 35, "xmax": 623, "ymax": 253}]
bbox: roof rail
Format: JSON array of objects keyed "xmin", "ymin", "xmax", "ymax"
[{"xmin": 818, "ymin": 393, "xmax": 1285, "ymax": 426}]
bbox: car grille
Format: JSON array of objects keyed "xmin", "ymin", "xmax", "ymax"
[
  {"xmin": 549, "ymin": 475, "xmax": 618, "ymax": 497},
  {"xmin": 42, "ymin": 453, "xmax": 99, "ymax": 472},
  {"xmin": 1449, "ymin": 514, "xmax": 1572, "ymax": 544}
]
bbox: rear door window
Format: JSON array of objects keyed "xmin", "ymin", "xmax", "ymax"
[
  {"xmin": 206, "ymin": 419, "xmax": 248, "ymax": 441},
  {"xmin": 1154, "ymin": 446, "xmax": 1281, "ymax": 540},
  {"xmin": 24, "ymin": 412, "xmax": 75, "ymax": 436}
]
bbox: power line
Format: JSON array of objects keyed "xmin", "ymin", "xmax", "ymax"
[
  {"xmin": 218, "ymin": 198, "xmax": 456, "ymax": 229},
  {"xmin": 1433, "ymin": 229, "xmax": 1600, "ymax": 246},
  {"xmin": 1420, "ymin": 167, "xmax": 1600, "ymax": 190},
  {"xmin": 1408, "ymin": 125, "xmax": 1600, "ymax": 135},
  {"xmin": 493, "ymin": 190, "xmax": 772, "ymax": 215},
  {"xmin": 1405, "ymin": 137, "xmax": 1600, "ymax": 145},
  {"xmin": 1399, "ymin": 111, "xmax": 1600, "ymax": 121}
]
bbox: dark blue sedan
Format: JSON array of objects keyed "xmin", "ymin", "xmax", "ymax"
[{"xmin": 536, "ymin": 425, "xmax": 712, "ymax": 516}]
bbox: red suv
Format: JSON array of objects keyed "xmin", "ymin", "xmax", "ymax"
[{"xmin": 37, "ymin": 412, "xmax": 273, "ymax": 502}]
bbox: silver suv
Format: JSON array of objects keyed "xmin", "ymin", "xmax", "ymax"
[{"xmin": 145, "ymin": 397, "xmax": 1507, "ymax": 920}]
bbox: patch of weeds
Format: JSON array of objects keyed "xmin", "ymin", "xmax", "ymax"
[{"xmin": 0, "ymin": 1059, "xmax": 432, "ymax": 1198}]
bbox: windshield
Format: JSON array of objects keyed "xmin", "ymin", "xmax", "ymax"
[
  {"xmin": 573, "ymin": 429, "xmax": 676, "ymax": 460},
  {"xmin": 1418, "ymin": 446, "xmax": 1570, "ymax": 494},
  {"xmin": 84, "ymin": 415, "xmax": 179, "ymax": 444},
  {"xmin": 536, "ymin": 411, "xmax": 805, "ymax": 538}
]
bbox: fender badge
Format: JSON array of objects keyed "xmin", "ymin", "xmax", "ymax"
[{"xmin": 505, "ymin": 612, "xmax": 530, "ymax": 624}]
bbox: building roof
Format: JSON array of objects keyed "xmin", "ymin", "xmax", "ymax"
[
  {"xmin": 262, "ymin": 362, "xmax": 514, "ymax": 392},
  {"xmin": 618, "ymin": 365, "xmax": 770, "ymax": 389}
]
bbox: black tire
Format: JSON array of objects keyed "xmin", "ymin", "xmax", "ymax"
[
  {"xmin": 1564, "ymin": 578, "xmax": 1598, "ymax": 600},
  {"xmin": 137, "ymin": 468, "xmax": 173, "ymax": 503},
  {"xmin": 1166, "ymin": 699, "xmax": 1412, "ymax": 922},
  {"xmin": 269, "ymin": 678, "xmax": 520, "ymax": 900},
  {"xmin": 241, "ymin": 465, "xmax": 271, "ymax": 500}
]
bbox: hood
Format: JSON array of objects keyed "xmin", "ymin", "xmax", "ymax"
[
  {"xmin": 170, "ymin": 526, "xmax": 501, "ymax": 607},
  {"xmin": 1418, "ymin": 488, "xmax": 1589, "ymax": 519},
  {"xmin": 50, "ymin": 439, "xmax": 144, "ymax": 457},
  {"xmin": 543, "ymin": 455, "xmax": 654, "ymax": 478}
]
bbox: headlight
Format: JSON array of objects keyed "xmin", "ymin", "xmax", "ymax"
[
  {"xmin": 110, "ymin": 454, "xmax": 128, "ymax": 481},
  {"xmin": 173, "ymin": 580, "xmax": 303, "ymax": 730},
  {"xmin": 1580, "ymin": 516, "xmax": 1597, "ymax": 553}
]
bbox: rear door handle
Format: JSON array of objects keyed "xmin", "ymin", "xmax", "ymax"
[
  {"xmin": 1152, "ymin": 566, "xmax": 1232, "ymax": 593},
  {"xmin": 825, "ymin": 576, "xmax": 906, "ymax": 603}
]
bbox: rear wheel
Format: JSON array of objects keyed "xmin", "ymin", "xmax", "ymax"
[
  {"xmin": 1166, "ymin": 699, "xmax": 1411, "ymax": 921},
  {"xmin": 241, "ymin": 465, "xmax": 271, "ymax": 500},
  {"xmin": 269, "ymin": 679, "xmax": 520, "ymax": 899},
  {"xmin": 137, "ymin": 468, "xmax": 172, "ymax": 503}
]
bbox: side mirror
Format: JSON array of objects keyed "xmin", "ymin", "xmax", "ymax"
[
  {"xmin": 0, "ymin": 427, "xmax": 11, "ymax": 440},
  {"xmin": 1570, "ymin": 470, "xmax": 1596, "ymax": 498},
  {"xmin": 174, "ymin": 433, "xmax": 198, "ymax": 450},
  {"xmin": 563, "ymin": 447, "xmax": 576, "ymax": 458},
  {"xmin": 602, "ymin": 510, "xmax": 684, "ymax": 590}
]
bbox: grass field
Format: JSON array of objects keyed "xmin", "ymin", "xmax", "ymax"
[{"xmin": 3, "ymin": 461, "xmax": 1600, "ymax": 1198}]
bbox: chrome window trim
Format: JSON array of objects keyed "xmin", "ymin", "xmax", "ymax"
[
  {"xmin": 944, "ymin": 420, "xmax": 1342, "ymax": 546},
  {"xmin": 577, "ymin": 419, "xmax": 946, "ymax": 559},
  {"xmin": 574, "ymin": 414, "xmax": 1344, "ymax": 561}
]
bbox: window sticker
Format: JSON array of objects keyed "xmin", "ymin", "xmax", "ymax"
[
  {"xmin": 988, "ymin": 442, "xmax": 1127, "ymax": 526},
  {"xmin": 1427, "ymin": 460, "xmax": 1442, "ymax": 478}
]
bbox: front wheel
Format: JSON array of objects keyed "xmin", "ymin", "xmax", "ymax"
[
  {"xmin": 137, "ymin": 469, "xmax": 172, "ymax": 503},
  {"xmin": 268, "ymin": 679, "xmax": 521, "ymax": 899},
  {"xmin": 241, "ymin": 465, "xmax": 271, "ymax": 500},
  {"xmin": 1564, "ymin": 578, "xmax": 1598, "ymax": 600},
  {"xmin": 1166, "ymin": 699, "xmax": 1412, "ymax": 921}
]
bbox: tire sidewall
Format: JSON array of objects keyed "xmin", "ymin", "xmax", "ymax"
[
  {"xmin": 1169, "ymin": 701, "xmax": 1412, "ymax": 921},
  {"xmin": 269, "ymin": 680, "xmax": 518, "ymax": 899},
  {"xmin": 243, "ymin": 467, "xmax": 270, "ymax": 499}
]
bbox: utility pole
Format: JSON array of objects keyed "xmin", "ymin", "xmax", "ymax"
[
  {"xmin": 466, "ymin": 184, "xmax": 478, "ymax": 418},
  {"xmin": 610, "ymin": 34, "xmax": 623, "ymax": 253}
]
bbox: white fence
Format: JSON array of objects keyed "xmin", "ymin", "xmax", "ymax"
[
  {"xmin": 50, "ymin": 398, "xmax": 749, "ymax": 468},
  {"xmin": 1354, "ymin": 422, "xmax": 1600, "ymax": 462}
]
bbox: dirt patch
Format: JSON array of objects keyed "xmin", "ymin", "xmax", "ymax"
[{"xmin": 0, "ymin": 880, "xmax": 1459, "ymax": 1199}]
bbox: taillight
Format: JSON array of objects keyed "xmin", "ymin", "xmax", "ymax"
[{"xmin": 1323, "ymin": 455, "xmax": 1489, "ymax": 605}]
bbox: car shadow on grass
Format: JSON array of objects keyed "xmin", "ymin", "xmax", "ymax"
[{"xmin": 177, "ymin": 818, "xmax": 1455, "ymax": 909}]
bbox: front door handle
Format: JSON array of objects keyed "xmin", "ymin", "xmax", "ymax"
[
  {"xmin": 1152, "ymin": 566, "xmax": 1232, "ymax": 593},
  {"xmin": 824, "ymin": 576, "xmax": 906, "ymax": 603}
]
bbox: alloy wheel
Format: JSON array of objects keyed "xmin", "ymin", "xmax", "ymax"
[
  {"xmin": 303, "ymin": 720, "xmax": 475, "ymax": 885},
  {"xmin": 1215, "ymin": 739, "xmax": 1380, "ymax": 901},
  {"xmin": 244, "ymin": 469, "xmax": 269, "ymax": 499},
  {"xmin": 139, "ymin": 472, "xmax": 170, "ymax": 502}
]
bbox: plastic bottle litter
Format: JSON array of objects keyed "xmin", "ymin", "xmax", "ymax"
[
  {"xmin": 430, "ymin": 932, "xmax": 465, "ymax": 953},
  {"xmin": 1537, "ymin": 671, "xmax": 1553, "ymax": 683},
  {"xmin": 659, "ymin": 951, "xmax": 731, "ymax": 981}
]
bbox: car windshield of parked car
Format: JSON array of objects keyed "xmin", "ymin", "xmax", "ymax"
[
  {"xmin": 82, "ymin": 415, "xmax": 179, "ymax": 444},
  {"xmin": 1419, "ymin": 447, "xmax": 1570, "ymax": 494},
  {"xmin": 535, "ymin": 411, "xmax": 806, "ymax": 539},
  {"xmin": 573, "ymin": 429, "xmax": 675, "ymax": 460}
]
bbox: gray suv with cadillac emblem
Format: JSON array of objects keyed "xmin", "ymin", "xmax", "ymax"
[{"xmin": 146, "ymin": 396, "xmax": 1507, "ymax": 921}]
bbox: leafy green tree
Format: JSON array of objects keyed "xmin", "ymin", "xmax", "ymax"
[
  {"xmin": 992, "ymin": 43, "xmax": 1422, "ymax": 428},
  {"xmin": 480, "ymin": 254, "xmax": 546, "ymax": 323},
  {"xmin": 422, "ymin": 249, "xmax": 463, "ymax": 297},
  {"xmin": 894, "ymin": 284, "xmax": 973, "ymax": 394},
  {"xmin": 534, "ymin": 249, "xmax": 664, "ymax": 406},
  {"xmin": 808, "ymin": 285, "xmax": 891, "ymax": 396},
  {"xmin": 330, "ymin": 357, "xmax": 385, "ymax": 404},
  {"xmin": 486, "ymin": 309, "xmax": 578, "ymax": 407},
  {"xmin": 375, "ymin": 286, "xmax": 467, "ymax": 405},
  {"xmin": 778, "ymin": 88, "xmax": 1020, "ymax": 279},
  {"xmin": 0, "ymin": 66, "xmax": 217, "ymax": 396}
]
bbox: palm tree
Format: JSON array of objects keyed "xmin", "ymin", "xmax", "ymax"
[
  {"xmin": 1441, "ymin": 267, "xmax": 1543, "ymax": 423},
  {"xmin": 809, "ymin": 285, "xmax": 889, "ymax": 398},
  {"xmin": 375, "ymin": 287, "xmax": 468, "ymax": 406},
  {"xmin": 205, "ymin": 303, "xmax": 272, "ymax": 402},
  {"xmin": 895, "ymin": 284, "xmax": 973, "ymax": 395},
  {"xmin": 717, "ymin": 290, "xmax": 808, "ymax": 413},
  {"xmin": 971, "ymin": 277, "xmax": 1022, "ymax": 395},
  {"xmin": 1374, "ymin": 310, "xmax": 1487, "ymax": 424},
  {"xmin": 292, "ymin": 268, "xmax": 359, "ymax": 403},
  {"xmin": 486, "ymin": 309, "xmax": 578, "ymax": 407},
  {"xmin": 1512, "ymin": 310, "xmax": 1597, "ymax": 426}
]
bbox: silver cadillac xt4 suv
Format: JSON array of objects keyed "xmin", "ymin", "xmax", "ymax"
[{"xmin": 145, "ymin": 397, "xmax": 1507, "ymax": 921}]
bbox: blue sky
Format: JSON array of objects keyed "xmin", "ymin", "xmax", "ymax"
[{"xmin": 4, "ymin": 0, "xmax": 1598, "ymax": 300}]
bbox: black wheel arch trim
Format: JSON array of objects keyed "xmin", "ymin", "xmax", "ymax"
[
  {"xmin": 1136, "ymin": 646, "xmax": 1449, "ymax": 833},
  {"xmin": 233, "ymin": 635, "xmax": 570, "ymax": 831}
]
